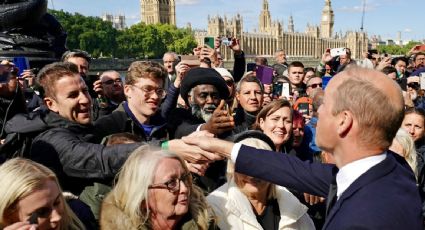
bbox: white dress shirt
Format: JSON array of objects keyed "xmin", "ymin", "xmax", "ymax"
[{"xmin": 336, "ymin": 153, "xmax": 386, "ymax": 198}]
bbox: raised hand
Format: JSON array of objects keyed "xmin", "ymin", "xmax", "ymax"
[{"xmin": 201, "ymin": 100, "xmax": 234, "ymax": 135}]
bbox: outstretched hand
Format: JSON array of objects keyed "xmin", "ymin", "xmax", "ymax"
[
  {"xmin": 168, "ymin": 139, "xmax": 223, "ymax": 163},
  {"xmin": 182, "ymin": 135, "xmax": 234, "ymax": 159}
]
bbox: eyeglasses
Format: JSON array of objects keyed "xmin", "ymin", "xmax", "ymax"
[
  {"xmin": 308, "ymin": 83, "xmax": 322, "ymax": 89},
  {"xmin": 148, "ymin": 172, "xmax": 192, "ymax": 192},
  {"xmin": 102, "ymin": 78, "xmax": 122, "ymax": 85},
  {"xmin": 408, "ymin": 82, "xmax": 420, "ymax": 89},
  {"xmin": 132, "ymin": 85, "xmax": 167, "ymax": 99}
]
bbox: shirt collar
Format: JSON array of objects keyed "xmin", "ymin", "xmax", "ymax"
[{"xmin": 336, "ymin": 153, "xmax": 387, "ymax": 198}]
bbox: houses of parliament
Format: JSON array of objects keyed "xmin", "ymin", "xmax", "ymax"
[{"xmin": 140, "ymin": 0, "xmax": 368, "ymax": 60}]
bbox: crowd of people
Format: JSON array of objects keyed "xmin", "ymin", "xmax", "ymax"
[{"xmin": 0, "ymin": 36, "xmax": 424, "ymax": 229}]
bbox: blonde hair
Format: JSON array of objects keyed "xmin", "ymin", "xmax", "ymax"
[
  {"xmin": 393, "ymin": 129, "xmax": 418, "ymax": 179},
  {"xmin": 0, "ymin": 158, "xmax": 85, "ymax": 230},
  {"xmin": 332, "ymin": 67, "xmax": 404, "ymax": 149},
  {"xmin": 102, "ymin": 145, "xmax": 210, "ymax": 229},
  {"xmin": 228, "ymin": 138, "xmax": 277, "ymax": 199}
]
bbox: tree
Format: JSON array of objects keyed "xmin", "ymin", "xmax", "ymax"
[{"xmin": 48, "ymin": 9, "xmax": 197, "ymax": 58}]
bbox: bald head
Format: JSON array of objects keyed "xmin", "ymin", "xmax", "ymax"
[{"xmin": 328, "ymin": 67, "xmax": 404, "ymax": 149}]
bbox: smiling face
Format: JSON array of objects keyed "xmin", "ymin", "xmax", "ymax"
[
  {"xmin": 260, "ymin": 106, "xmax": 293, "ymax": 150},
  {"xmin": 234, "ymin": 172, "xmax": 271, "ymax": 198},
  {"xmin": 124, "ymin": 77, "xmax": 164, "ymax": 124},
  {"xmin": 148, "ymin": 158, "xmax": 190, "ymax": 220},
  {"xmin": 15, "ymin": 179, "xmax": 64, "ymax": 230},
  {"xmin": 44, "ymin": 74, "xmax": 92, "ymax": 125}
]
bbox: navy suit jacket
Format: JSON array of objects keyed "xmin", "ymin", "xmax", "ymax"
[{"xmin": 235, "ymin": 145, "xmax": 423, "ymax": 229}]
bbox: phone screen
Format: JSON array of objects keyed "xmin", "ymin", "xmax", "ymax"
[
  {"xmin": 298, "ymin": 103, "xmax": 310, "ymax": 116},
  {"xmin": 256, "ymin": 65, "xmax": 274, "ymax": 84},
  {"xmin": 204, "ymin": 37, "xmax": 215, "ymax": 48},
  {"xmin": 420, "ymin": 73, "xmax": 425, "ymax": 90},
  {"xmin": 247, "ymin": 63, "xmax": 256, "ymax": 72}
]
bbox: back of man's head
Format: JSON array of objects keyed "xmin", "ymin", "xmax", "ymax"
[
  {"xmin": 37, "ymin": 62, "xmax": 79, "ymax": 99},
  {"xmin": 332, "ymin": 67, "xmax": 404, "ymax": 149}
]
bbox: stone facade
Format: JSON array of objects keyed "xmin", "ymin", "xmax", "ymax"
[
  {"xmin": 194, "ymin": 0, "xmax": 368, "ymax": 60},
  {"xmin": 140, "ymin": 0, "xmax": 176, "ymax": 25}
]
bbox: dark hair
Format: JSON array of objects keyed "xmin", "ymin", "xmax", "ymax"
[
  {"xmin": 37, "ymin": 62, "xmax": 79, "ymax": 99},
  {"xmin": 288, "ymin": 61, "xmax": 305, "ymax": 71},
  {"xmin": 391, "ymin": 56, "xmax": 408, "ymax": 66},
  {"xmin": 61, "ymin": 50, "xmax": 92, "ymax": 64},
  {"xmin": 254, "ymin": 57, "xmax": 268, "ymax": 66},
  {"xmin": 304, "ymin": 67, "xmax": 315, "ymax": 73},
  {"xmin": 405, "ymin": 107, "xmax": 425, "ymax": 119},
  {"xmin": 105, "ymin": 133, "xmax": 143, "ymax": 146},
  {"xmin": 253, "ymin": 99, "xmax": 292, "ymax": 130},
  {"xmin": 413, "ymin": 52, "xmax": 425, "ymax": 62},
  {"xmin": 382, "ymin": 66, "xmax": 397, "ymax": 75}
]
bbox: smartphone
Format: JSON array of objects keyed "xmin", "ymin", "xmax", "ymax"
[
  {"xmin": 179, "ymin": 55, "xmax": 201, "ymax": 67},
  {"xmin": 298, "ymin": 103, "xmax": 310, "ymax": 116},
  {"xmin": 13, "ymin": 57, "xmax": 30, "ymax": 76},
  {"xmin": 420, "ymin": 73, "xmax": 425, "ymax": 90},
  {"xmin": 204, "ymin": 37, "xmax": 215, "ymax": 48},
  {"xmin": 330, "ymin": 48, "xmax": 346, "ymax": 57},
  {"xmin": 221, "ymin": 37, "xmax": 232, "ymax": 46},
  {"xmin": 247, "ymin": 63, "xmax": 256, "ymax": 72},
  {"xmin": 256, "ymin": 65, "xmax": 274, "ymax": 84},
  {"xmin": 272, "ymin": 82, "xmax": 290, "ymax": 98},
  {"xmin": 28, "ymin": 212, "xmax": 38, "ymax": 225}
]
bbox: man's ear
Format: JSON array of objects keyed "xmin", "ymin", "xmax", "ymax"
[
  {"xmin": 337, "ymin": 111, "xmax": 353, "ymax": 137},
  {"xmin": 235, "ymin": 92, "xmax": 240, "ymax": 102},
  {"xmin": 44, "ymin": 97, "xmax": 59, "ymax": 113},
  {"xmin": 124, "ymin": 84, "xmax": 131, "ymax": 98}
]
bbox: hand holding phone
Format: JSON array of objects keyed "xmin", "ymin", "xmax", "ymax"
[{"xmin": 28, "ymin": 212, "xmax": 39, "ymax": 225}]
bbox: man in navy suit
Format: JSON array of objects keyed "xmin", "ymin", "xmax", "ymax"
[{"xmin": 183, "ymin": 67, "xmax": 423, "ymax": 229}]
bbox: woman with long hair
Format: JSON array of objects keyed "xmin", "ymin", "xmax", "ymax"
[
  {"xmin": 0, "ymin": 158, "xmax": 85, "ymax": 230},
  {"xmin": 100, "ymin": 145, "xmax": 213, "ymax": 230}
]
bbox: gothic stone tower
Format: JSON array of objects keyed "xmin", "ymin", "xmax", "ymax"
[
  {"xmin": 140, "ymin": 0, "xmax": 176, "ymax": 25},
  {"xmin": 320, "ymin": 0, "xmax": 334, "ymax": 38},
  {"xmin": 259, "ymin": 0, "xmax": 272, "ymax": 33}
]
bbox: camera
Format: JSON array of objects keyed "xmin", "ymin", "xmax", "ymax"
[{"xmin": 221, "ymin": 37, "xmax": 233, "ymax": 46}]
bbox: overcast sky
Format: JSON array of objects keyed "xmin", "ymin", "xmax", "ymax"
[{"xmin": 49, "ymin": 0, "xmax": 424, "ymax": 41}]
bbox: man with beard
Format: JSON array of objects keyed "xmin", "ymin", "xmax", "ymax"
[{"xmin": 168, "ymin": 67, "xmax": 234, "ymax": 139}]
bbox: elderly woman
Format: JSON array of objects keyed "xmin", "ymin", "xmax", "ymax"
[
  {"xmin": 0, "ymin": 158, "xmax": 85, "ymax": 230},
  {"xmin": 390, "ymin": 128, "xmax": 418, "ymax": 180},
  {"xmin": 100, "ymin": 145, "xmax": 213, "ymax": 230},
  {"xmin": 207, "ymin": 130, "xmax": 315, "ymax": 229},
  {"xmin": 253, "ymin": 99, "xmax": 294, "ymax": 153}
]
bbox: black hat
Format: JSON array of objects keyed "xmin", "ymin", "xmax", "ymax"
[
  {"xmin": 180, "ymin": 67, "xmax": 229, "ymax": 106},
  {"xmin": 233, "ymin": 130, "xmax": 276, "ymax": 151}
]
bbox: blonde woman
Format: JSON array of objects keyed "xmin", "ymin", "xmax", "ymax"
[
  {"xmin": 207, "ymin": 131, "xmax": 315, "ymax": 230},
  {"xmin": 0, "ymin": 158, "xmax": 85, "ymax": 230},
  {"xmin": 390, "ymin": 128, "xmax": 418, "ymax": 180},
  {"xmin": 100, "ymin": 145, "xmax": 213, "ymax": 230}
]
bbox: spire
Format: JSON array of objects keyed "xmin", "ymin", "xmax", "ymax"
[
  {"xmin": 259, "ymin": 0, "xmax": 272, "ymax": 33},
  {"xmin": 263, "ymin": 0, "xmax": 269, "ymax": 11},
  {"xmin": 320, "ymin": 0, "xmax": 334, "ymax": 38},
  {"xmin": 288, "ymin": 15, "xmax": 294, "ymax": 33}
]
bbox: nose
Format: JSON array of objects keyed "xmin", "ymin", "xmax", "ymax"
[
  {"xmin": 408, "ymin": 127, "xmax": 415, "ymax": 135},
  {"xmin": 205, "ymin": 94, "xmax": 214, "ymax": 104},
  {"xmin": 179, "ymin": 180, "xmax": 189, "ymax": 194},
  {"xmin": 80, "ymin": 92, "xmax": 91, "ymax": 105},
  {"xmin": 50, "ymin": 208, "xmax": 62, "ymax": 225}
]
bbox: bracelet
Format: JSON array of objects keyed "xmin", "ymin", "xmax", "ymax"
[{"xmin": 161, "ymin": 140, "xmax": 169, "ymax": 150}]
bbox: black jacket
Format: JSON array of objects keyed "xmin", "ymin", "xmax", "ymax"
[
  {"xmin": 94, "ymin": 102, "xmax": 168, "ymax": 145},
  {"xmin": 29, "ymin": 111, "xmax": 140, "ymax": 194}
]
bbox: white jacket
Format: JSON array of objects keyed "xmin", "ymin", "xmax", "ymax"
[{"xmin": 207, "ymin": 180, "xmax": 315, "ymax": 230}]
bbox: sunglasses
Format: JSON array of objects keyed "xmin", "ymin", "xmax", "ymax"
[
  {"xmin": 102, "ymin": 79, "xmax": 122, "ymax": 85},
  {"xmin": 308, "ymin": 83, "xmax": 322, "ymax": 89}
]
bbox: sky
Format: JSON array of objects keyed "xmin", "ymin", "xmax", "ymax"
[{"xmin": 49, "ymin": 0, "xmax": 424, "ymax": 42}]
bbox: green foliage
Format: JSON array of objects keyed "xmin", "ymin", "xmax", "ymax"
[
  {"xmin": 48, "ymin": 9, "xmax": 197, "ymax": 58},
  {"xmin": 377, "ymin": 41, "xmax": 422, "ymax": 56}
]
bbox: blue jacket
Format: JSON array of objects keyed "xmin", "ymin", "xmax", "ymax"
[{"xmin": 235, "ymin": 145, "xmax": 423, "ymax": 229}]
